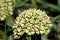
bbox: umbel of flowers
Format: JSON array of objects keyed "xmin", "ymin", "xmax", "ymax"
[
  {"xmin": 0, "ymin": 0, "xmax": 13, "ymax": 21},
  {"xmin": 12, "ymin": 9, "xmax": 52, "ymax": 39}
]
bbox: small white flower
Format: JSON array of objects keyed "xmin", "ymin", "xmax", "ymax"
[
  {"xmin": 14, "ymin": 35, "xmax": 18, "ymax": 39},
  {"xmin": 40, "ymin": 31, "xmax": 44, "ymax": 34},
  {"xmin": 28, "ymin": 32, "xmax": 32, "ymax": 35},
  {"xmin": 12, "ymin": 25, "xmax": 18, "ymax": 28},
  {"xmin": 25, "ymin": 29, "xmax": 29, "ymax": 33}
]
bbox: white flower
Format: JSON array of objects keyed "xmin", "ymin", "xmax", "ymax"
[
  {"xmin": 0, "ymin": 0, "xmax": 13, "ymax": 21},
  {"xmin": 14, "ymin": 35, "xmax": 19, "ymax": 39},
  {"xmin": 12, "ymin": 9, "xmax": 52, "ymax": 39}
]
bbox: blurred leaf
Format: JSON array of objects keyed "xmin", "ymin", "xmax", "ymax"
[
  {"xmin": 50, "ymin": 17, "xmax": 55, "ymax": 22},
  {"xmin": 26, "ymin": 35, "xmax": 31, "ymax": 40},
  {"xmin": 5, "ymin": 16, "xmax": 14, "ymax": 27},
  {"xmin": 52, "ymin": 23, "xmax": 57, "ymax": 31},
  {"xmin": 37, "ymin": 0, "xmax": 60, "ymax": 12},
  {"xmin": 53, "ymin": 15, "xmax": 60, "ymax": 22},
  {"xmin": 0, "ymin": 30, "xmax": 4, "ymax": 40},
  {"xmin": 13, "ymin": 0, "xmax": 26, "ymax": 8},
  {"xmin": 23, "ymin": 3, "xmax": 32, "ymax": 8},
  {"xmin": 0, "ymin": 30, "xmax": 3, "ymax": 35},
  {"xmin": 41, "ymin": 35, "xmax": 48, "ymax": 40},
  {"xmin": 58, "ymin": 0, "xmax": 60, "ymax": 8},
  {"xmin": 51, "ymin": 16, "xmax": 58, "ymax": 31},
  {"xmin": 31, "ymin": 0, "xmax": 38, "ymax": 9},
  {"xmin": 8, "ymin": 35, "xmax": 13, "ymax": 40}
]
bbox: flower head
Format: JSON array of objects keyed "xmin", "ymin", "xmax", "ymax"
[
  {"xmin": 0, "ymin": 0, "xmax": 13, "ymax": 20},
  {"xmin": 12, "ymin": 9, "xmax": 52, "ymax": 39}
]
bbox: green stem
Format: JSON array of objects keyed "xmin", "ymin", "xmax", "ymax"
[
  {"xmin": 31, "ymin": 0, "xmax": 38, "ymax": 9},
  {"xmin": 3, "ymin": 20, "xmax": 7, "ymax": 40},
  {"xmin": 26, "ymin": 35, "xmax": 31, "ymax": 40},
  {"xmin": 3, "ymin": 24, "xmax": 6, "ymax": 40},
  {"xmin": 41, "ymin": 35, "xmax": 48, "ymax": 40},
  {"xmin": 34, "ymin": 34, "xmax": 38, "ymax": 40}
]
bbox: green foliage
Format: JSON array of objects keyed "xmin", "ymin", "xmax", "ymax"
[
  {"xmin": 0, "ymin": 30, "xmax": 4, "ymax": 40},
  {"xmin": 0, "ymin": 0, "xmax": 60, "ymax": 40},
  {"xmin": 8, "ymin": 35, "xmax": 13, "ymax": 40},
  {"xmin": 26, "ymin": 35, "xmax": 31, "ymax": 40},
  {"xmin": 41, "ymin": 35, "xmax": 48, "ymax": 40},
  {"xmin": 5, "ymin": 16, "xmax": 14, "ymax": 27}
]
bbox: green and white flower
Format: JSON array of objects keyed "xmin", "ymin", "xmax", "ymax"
[
  {"xmin": 12, "ymin": 9, "xmax": 52, "ymax": 39},
  {"xmin": 0, "ymin": 0, "xmax": 13, "ymax": 21}
]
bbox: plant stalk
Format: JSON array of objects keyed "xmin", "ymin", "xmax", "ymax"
[
  {"xmin": 41, "ymin": 35, "xmax": 48, "ymax": 40},
  {"xmin": 26, "ymin": 35, "xmax": 31, "ymax": 40}
]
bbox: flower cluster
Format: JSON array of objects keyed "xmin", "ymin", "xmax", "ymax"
[
  {"xmin": 0, "ymin": 0, "xmax": 13, "ymax": 20},
  {"xmin": 12, "ymin": 9, "xmax": 52, "ymax": 39}
]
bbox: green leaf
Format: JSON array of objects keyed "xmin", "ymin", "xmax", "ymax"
[
  {"xmin": 26, "ymin": 35, "xmax": 31, "ymax": 40},
  {"xmin": 41, "ymin": 35, "xmax": 48, "ymax": 40},
  {"xmin": 8, "ymin": 35, "xmax": 13, "ymax": 40},
  {"xmin": 53, "ymin": 15, "xmax": 60, "ymax": 22},
  {"xmin": 13, "ymin": 0, "xmax": 26, "ymax": 8},
  {"xmin": 52, "ymin": 23, "xmax": 57, "ymax": 31},
  {"xmin": 31, "ymin": 0, "xmax": 38, "ymax": 9},
  {"xmin": 58, "ymin": 0, "xmax": 60, "ymax": 7},
  {"xmin": 0, "ymin": 30, "xmax": 4, "ymax": 40},
  {"xmin": 0, "ymin": 30, "xmax": 3, "ymax": 35},
  {"xmin": 50, "ymin": 17, "xmax": 55, "ymax": 22},
  {"xmin": 37, "ymin": 0, "xmax": 60, "ymax": 12},
  {"xmin": 5, "ymin": 16, "xmax": 14, "ymax": 27}
]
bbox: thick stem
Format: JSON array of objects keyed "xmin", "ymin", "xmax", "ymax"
[
  {"xmin": 4, "ymin": 23, "xmax": 6, "ymax": 40},
  {"xmin": 26, "ymin": 35, "xmax": 31, "ymax": 40},
  {"xmin": 3, "ymin": 20, "xmax": 7, "ymax": 40},
  {"xmin": 41, "ymin": 35, "xmax": 48, "ymax": 40},
  {"xmin": 31, "ymin": 0, "xmax": 38, "ymax": 9}
]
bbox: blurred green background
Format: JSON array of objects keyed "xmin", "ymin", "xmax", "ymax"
[{"xmin": 0, "ymin": 0, "xmax": 60, "ymax": 40}]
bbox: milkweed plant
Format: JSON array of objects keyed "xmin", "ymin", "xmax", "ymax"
[
  {"xmin": 0, "ymin": 0, "xmax": 13, "ymax": 21},
  {"xmin": 0, "ymin": 0, "xmax": 53, "ymax": 40},
  {"xmin": 12, "ymin": 9, "xmax": 53, "ymax": 39}
]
